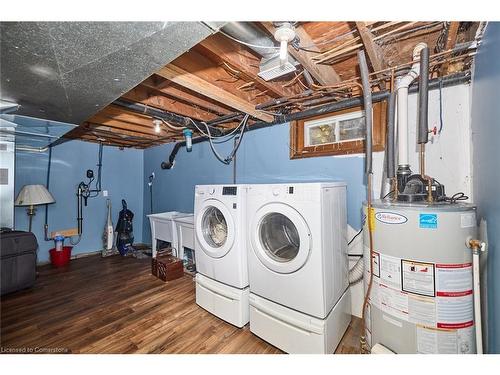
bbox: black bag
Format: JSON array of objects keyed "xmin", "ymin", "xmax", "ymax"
[{"xmin": 0, "ymin": 230, "xmax": 38, "ymax": 295}]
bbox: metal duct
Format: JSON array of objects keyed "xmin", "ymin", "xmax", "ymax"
[
  {"xmin": 221, "ymin": 22, "xmax": 300, "ymax": 79},
  {"xmin": 0, "ymin": 22, "xmax": 222, "ymax": 125},
  {"xmin": 221, "ymin": 22, "xmax": 279, "ymax": 59}
]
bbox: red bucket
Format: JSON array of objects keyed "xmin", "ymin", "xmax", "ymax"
[{"xmin": 49, "ymin": 246, "xmax": 73, "ymax": 267}]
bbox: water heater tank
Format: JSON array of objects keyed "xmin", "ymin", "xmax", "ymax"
[{"xmin": 362, "ymin": 201, "xmax": 477, "ymax": 354}]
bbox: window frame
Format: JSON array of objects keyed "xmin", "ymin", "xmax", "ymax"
[{"xmin": 289, "ymin": 101, "xmax": 387, "ymax": 159}]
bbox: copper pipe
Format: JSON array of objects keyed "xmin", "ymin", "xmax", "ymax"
[
  {"xmin": 360, "ymin": 173, "xmax": 375, "ymax": 353},
  {"xmin": 420, "ymin": 143, "xmax": 426, "ymax": 177},
  {"xmin": 427, "ymin": 177, "xmax": 433, "ymax": 203}
]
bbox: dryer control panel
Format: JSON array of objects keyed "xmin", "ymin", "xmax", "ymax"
[{"xmin": 222, "ymin": 186, "xmax": 238, "ymax": 196}]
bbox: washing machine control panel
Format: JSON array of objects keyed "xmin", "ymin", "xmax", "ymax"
[{"xmin": 222, "ymin": 186, "xmax": 238, "ymax": 196}]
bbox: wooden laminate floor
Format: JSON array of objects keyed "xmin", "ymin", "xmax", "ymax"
[{"xmin": 0, "ymin": 255, "xmax": 361, "ymax": 354}]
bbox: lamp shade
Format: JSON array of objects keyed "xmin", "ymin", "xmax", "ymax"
[{"xmin": 15, "ymin": 184, "xmax": 55, "ymax": 206}]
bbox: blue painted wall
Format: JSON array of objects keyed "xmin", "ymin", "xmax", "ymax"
[
  {"xmin": 15, "ymin": 140, "xmax": 144, "ymax": 263},
  {"xmin": 471, "ymin": 22, "xmax": 500, "ymax": 354},
  {"xmin": 142, "ymin": 122, "xmax": 366, "ymax": 242}
]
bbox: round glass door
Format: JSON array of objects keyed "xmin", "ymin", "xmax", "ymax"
[
  {"xmin": 250, "ymin": 203, "xmax": 311, "ymax": 274},
  {"xmin": 195, "ymin": 199, "xmax": 235, "ymax": 258},
  {"xmin": 202, "ymin": 206, "xmax": 228, "ymax": 248},
  {"xmin": 259, "ymin": 213, "xmax": 300, "ymax": 262}
]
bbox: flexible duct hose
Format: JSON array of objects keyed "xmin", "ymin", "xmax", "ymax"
[{"xmin": 348, "ymin": 257, "xmax": 364, "ymax": 285}]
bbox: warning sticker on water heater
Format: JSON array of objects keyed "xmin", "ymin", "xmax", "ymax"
[
  {"xmin": 401, "ymin": 260, "xmax": 435, "ymax": 297},
  {"xmin": 416, "ymin": 325, "xmax": 475, "ymax": 354}
]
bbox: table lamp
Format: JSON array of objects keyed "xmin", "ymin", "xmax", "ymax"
[{"xmin": 15, "ymin": 184, "xmax": 55, "ymax": 232}]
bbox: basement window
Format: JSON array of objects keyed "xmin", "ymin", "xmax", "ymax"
[{"xmin": 290, "ymin": 102, "xmax": 387, "ymax": 159}]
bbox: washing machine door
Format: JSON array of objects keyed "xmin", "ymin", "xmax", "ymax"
[
  {"xmin": 250, "ymin": 202, "xmax": 311, "ymax": 274},
  {"xmin": 196, "ymin": 199, "xmax": 235, "ymax": 258}
]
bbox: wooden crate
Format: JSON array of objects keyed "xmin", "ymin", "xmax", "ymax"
[{"xmin": 151, "ymin": 254, "xmax": 184, "ymax": 282}]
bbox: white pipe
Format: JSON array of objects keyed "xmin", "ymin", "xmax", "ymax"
[
  {"xmin": 15, "ymin": 145, "xmax": 49, "ymax": 153},
  {"xmin": 473, "ymin": 245, "xmax": 485, "ymax": 354},
  {"xmin": 396, "ymin": 42, "xmax": 427, "ymax": 167}
]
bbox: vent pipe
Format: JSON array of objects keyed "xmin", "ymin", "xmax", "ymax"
[
  {"xmin": 221, "ymin": 22, "xmax": 278, "ymax": 59},
  {"xmin": 395, "ymin": 42, "xmax": 427, "ymax": 190}
]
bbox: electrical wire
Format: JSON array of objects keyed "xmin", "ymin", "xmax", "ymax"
[
  {"xmin": 441, "ymin": 192, "xmax": 469, "ymax": 204},
  {"xmin": 347, "ymin": 228, "xmax": 364, "ymax": 258},
  {"xmin": 160, "ymin": 118, "xmax": 185, "ymax": 131},
  {"xmin": 205, "ymin": 115, "xmax": 249, "ymax": 164},
  {"xmin": 188, "ymin": 116, "xmax": 248, "ymax": 140},
  {"xmin": 383, "ymin": 190, "xmax": 395, "ymax": 199},
  {"xmin": 348, "ymin": 228, "xmax": 363, "ymax": 246}
]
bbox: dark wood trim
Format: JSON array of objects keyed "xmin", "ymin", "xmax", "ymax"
[{"xmin": 290, "ymin": 101, "xmax": 387, "ymax": 159}]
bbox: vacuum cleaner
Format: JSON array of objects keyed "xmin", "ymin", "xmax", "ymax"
[{"xmin": 116, "ymin": 199, "xmax": 134, "ymax": 256}]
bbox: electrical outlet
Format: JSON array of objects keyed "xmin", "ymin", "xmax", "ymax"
[{"xmin": 102, "ymin": 190, "xmax": 108, "ymax": 197}]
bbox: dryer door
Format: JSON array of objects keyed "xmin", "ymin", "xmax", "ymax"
[
  {"xmin": 196, "ymin": 199, "xmax": 235, "ymax": 258},
  {"xmin": 250, "ymin": 203, "xmax": 311, "ymax": 274}
]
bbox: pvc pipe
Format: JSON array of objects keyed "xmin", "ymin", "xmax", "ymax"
[
  {"xmin": 15, "ymin": 145, "xmax": 49, "ymax": 153},
  {"xmin": 473, "ymin": 249, "xmax": 483, "ymax": 354},
  {"xmin": 396, "ymin": 43, "xmax": 427, "ymax": 167},
  {"xmin": 396, "ymin": 85, "xmax": 409, "ymax": 165}
]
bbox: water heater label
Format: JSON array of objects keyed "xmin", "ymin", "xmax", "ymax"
[
  {"xmin": 401, "ymin": 260, "xmax": 435, "ymax": 297},
  {"xmin": 375, "ymin": 211, "xmax": 408, "ymax": 225},
  {"xmin": 460, "ymin": 213, "xmax": 476, "ymax": 228},
  {"xmin": 419, "ymin": 213, "xmax": 438, "ymax": 229}
]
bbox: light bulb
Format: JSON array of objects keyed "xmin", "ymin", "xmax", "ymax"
[{"xmin": 153, "ymin": 119, "xmax": 161, "ymax": 133}]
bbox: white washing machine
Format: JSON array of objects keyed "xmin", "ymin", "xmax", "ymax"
[
  {"xmin": 246, "ymin": 182, "xmax": 351, "ymax": 353},
  {"xmin": 194, "ymin": 184, "xmax": 250, "ymax": 327}
]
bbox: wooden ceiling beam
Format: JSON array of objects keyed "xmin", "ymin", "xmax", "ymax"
[
  {"xmin": 157, "ymin": 64, "xmax": 274, "ymax": 122},
  {"xmin": 196, "ymin": 34, "xmax": 296, "ymax": 98},
  {"xmin": 355, "ymin": 22, "xmax": 388, "ymax": 73},
  {"xmin": 260, "ymin": 22, "xmax": 342, "ymax": 86},
  {"xmin": 121, "ymin": 86, "xmax": 217, "ymax": 122},
  {"xmin": 88, "ymin": 115, "xmax": 158, "ymax": 134},
  {"xmin": 142, "ymin": 77, "xmax": 233, "ymax": 116},
  {"xmin": 64, "ymin": 128, "xmax": 142, "ymax": 148},
  {"xmin": 97, "ymin": 105, "xmax": 168, "ymax": 128},
  {"xmin": 440, "ymin": 22, "xmax": 460, "ymax": 75},
  {"xmin": 84, "ymin": 119, "xmax": 166, "ymax": 139}
]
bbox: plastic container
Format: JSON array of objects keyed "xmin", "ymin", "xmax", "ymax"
[
  {"xmin": 49, "ymin": 246, "xmax": 72, "ymax": 267},
  {"xmin": 54, "ymin": 235, "xmax": 64, "ymax": 251}
]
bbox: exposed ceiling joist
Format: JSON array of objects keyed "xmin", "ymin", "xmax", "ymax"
[
  {"xmin": 157, "ymin": 64, "xmax": 274, "ymax": 122},
  {"xmin": 142, "ymin": 77, "xmax": 233, "ymax": 116},
  {"xmin": 196, "ymin": 34, "xmax": 296, "ymax": 98},
  {"xmin": 97, "ymin": 105, "xmax": 160, "ymax": 127},
  {"xmin": 355, "ymin": 22, "xmax": 388, "ymax": 73},
  {"xmin": 121, "ymin": 85, "xmax": 218, "ymax": 122},
  {"xmin": 86, "ymin": 115, "xmax": 167, "ymax": 137},
  {"xmin": 440, "ymin": 22, "xmax": 460, "ymax": 75},
  {"xmin": 84, "ymin": 124, "xmax": 158, "ymax": 142},
  {"xmin": 260, "ymin": 22, "xmax": 342, "ymax": 86}
]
